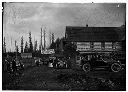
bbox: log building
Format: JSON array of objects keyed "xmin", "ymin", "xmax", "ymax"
[{"xmin": 65, "ymin": 25, "xmax": 125, "ymax": 54}]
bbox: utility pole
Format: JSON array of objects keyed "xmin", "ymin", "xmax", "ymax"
[
  {"xmin": 49, "ymin": 31, "xmax": 51, "ymax": 46},
  {"xmin": 21, "ymin": 36, "xmax": 24, "ymax": 53},
  {"xmin": 15, "ymin": 40, "xmax": 17, "ymax": 51},
  {"xmin": 43, "ymin": 27, "xmax": 46, "ymax": 50},
  {"xmin": 40, "ymin": 27, "xmax": 43, "ymax": 53}
]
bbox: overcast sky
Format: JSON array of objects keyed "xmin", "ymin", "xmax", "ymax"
[{"xmin": 3, "ymin": 2, "xmax": 126, "ymax": 52}]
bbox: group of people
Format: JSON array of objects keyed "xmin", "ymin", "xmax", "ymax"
[
  {"xmin": 35, "ymin": 58, "xmax": 42, "ymax": 66},
  {"xmin": 3, "ymin": 55, "xmax": 24, "ymax": 74},
  {"xmin": 49, "ymin": 57, "xmax": 68, "ymax": 68},
  {"xmin": 34, "ymin": 56, "xmax": 71, "ymax": 69}
]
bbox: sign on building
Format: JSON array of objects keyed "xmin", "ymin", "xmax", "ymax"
[
  {"xmin": 42, "ymin": 49, "xmax": 55, "ymax": 54},
  {"xmin": 21, "ymin": 53, "xmax": 32, "ymax": 58}
]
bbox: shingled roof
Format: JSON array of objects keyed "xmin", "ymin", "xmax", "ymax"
[{"xmin": 65, "ymin": 26, "xmax": 125, "ymax": 42}]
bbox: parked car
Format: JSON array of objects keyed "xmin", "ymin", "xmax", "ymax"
[{"xmin": 78, "ymin": 54, "xmax": 123, "ymax": 73}]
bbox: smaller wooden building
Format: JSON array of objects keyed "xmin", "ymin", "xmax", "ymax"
[{"xmin": 21, "ymin": 53, "xmax": 32, "ymax": 58}]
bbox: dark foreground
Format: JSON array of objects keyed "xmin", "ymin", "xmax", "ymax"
[{"xmin": 3, "ymin": 64, "xmax": 126, "ymax": 91}]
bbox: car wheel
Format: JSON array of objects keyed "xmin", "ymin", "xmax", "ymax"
[
  {"xmin": 111, "ymin": 63, "xmax": 121, "ymax": 72},
  {"xmin": 82, "ymin": 63, "xmax": 91, "ymax": 72}
]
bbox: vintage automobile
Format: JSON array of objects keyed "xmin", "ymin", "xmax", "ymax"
[{"xmin": 77, "ymin": 54, "xmax": 123, "ymax": 73}]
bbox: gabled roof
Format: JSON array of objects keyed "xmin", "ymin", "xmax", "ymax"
[{"xmin": 65, "ymin": 26, "xmax": 125, "ymax": 42}]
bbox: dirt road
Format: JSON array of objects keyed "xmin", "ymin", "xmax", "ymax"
[
  {"xmin": 3, "ymin": 64, "xmax": 125, "ymax": 91},
  {"xmin": 5, "ymin": 65, "xmax": 67, "ymax": 90}
]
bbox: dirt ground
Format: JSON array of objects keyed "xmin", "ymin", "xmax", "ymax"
[{"xmin": 2, "ymin": 64, "xmax": 126, "ymax": 91}]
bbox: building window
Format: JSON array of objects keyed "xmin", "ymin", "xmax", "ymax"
[
  {"xmin": 90, "ymin": 42, "xmax": 93, "ymax": 49},
  {"xmin": 112, "ymin": 42, "xmax": 121, "ymax": 50},
  {"xmin": 93, "ymin": 42, "xmax": 101, "ymax": 50},
  {"xmin": 115, "ymin": 42, "xmax": 122, "ymax": 50},
  {"xmin": 77, "ymin": 42, "xmax": 90, "ymax": 51},
  {"xmin": 105, "ymin": 42, "xmax": 112, "ymax": 50}
]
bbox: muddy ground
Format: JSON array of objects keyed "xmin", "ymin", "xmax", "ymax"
[{"xmin": 2, "ymin": 63, "xmax": 126, "ymax": 91}]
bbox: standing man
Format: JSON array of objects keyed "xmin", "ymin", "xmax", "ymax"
[{"xmin": 12, "ymin": 59, "xmax": 17, "ymax": 73}]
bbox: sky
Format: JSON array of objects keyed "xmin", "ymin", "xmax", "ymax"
[{"xmin": 3, "ymin": 2, "xmax": 126, "ymax": 52}]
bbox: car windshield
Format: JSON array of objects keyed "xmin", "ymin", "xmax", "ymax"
[{"xmin": 101, "ymin": 55, "xmax": 113, "ymax": 62}]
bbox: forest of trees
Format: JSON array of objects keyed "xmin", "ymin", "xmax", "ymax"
[
  {"xmin": 3, "ymin": 30, "xmax": 77, "ymax": 58},
  {"xmin": 49, "ymin": 37, "xmax": 77, "ymax": 57},
  {"xmin": 3, "ymin": 32, "xmax": 37, "ymax": 54},
  {"xmin": 3, "ymin": 31, "xmax": 57, "ymax": 53}
]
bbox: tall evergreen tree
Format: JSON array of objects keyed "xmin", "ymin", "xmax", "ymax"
[
  {"xmin": 55, "ymin": 38, "xmax": 60, "ymax": 53},
  {"xmin": 63, "ymin": 42, "xmax": 77, "ymax": 57},
  {"xmin": 16, "ymin": 45, "xmax": 19, "ymax": 53},
  {"xmin": 49, "ymin": 38, "xmax": 60, "ymax": 53},
  {"xmin": 52, "ymin": 33, "xmax": 54, "ymax": 43},
  {"xmin": 24, "ymin": 41, "xmax": 28, "ymax": 53},
  {"xmin": 28, "ymin": 32, "xmax": 33, "ymax": 53},
  {"xmin": 39, "ymin": 44, "xmax": 41, "ymax": 53},
  {"xmin": 21, "ymin": 36, "xmax": 24, "ymax": 53}
]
